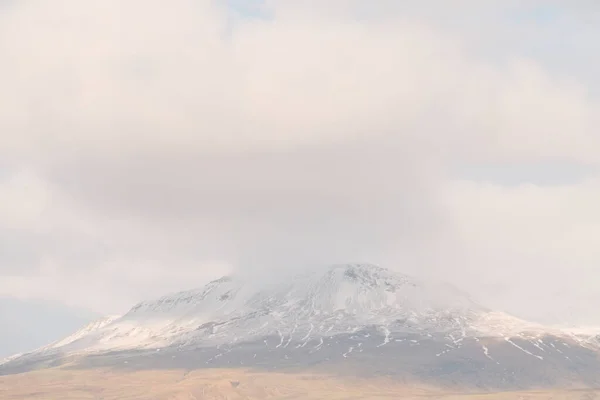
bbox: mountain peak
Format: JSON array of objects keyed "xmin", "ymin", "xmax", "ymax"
[
  {"xmin": 327, "ymin": 263, "xmax": 411, "ymax": 284},
  {"xmin": 32, "ymin": 264, "xmax": 486, "ymax": 353},
  {"xmin": 116, "ymin": 264, "xmax": 482, "ymax": 329}
]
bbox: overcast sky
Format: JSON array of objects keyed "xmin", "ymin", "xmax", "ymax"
[{"xmin": 0, "ymin": 0, "xmax": 599, "ymax": 327}]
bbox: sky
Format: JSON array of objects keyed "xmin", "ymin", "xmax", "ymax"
[
  {"xmin": 0, "ymin": 0, "xmax": 599, "ymax": 334},
  {"xmin": 0, "ymin": 297, "xmax": 98, "ymax": 358}
]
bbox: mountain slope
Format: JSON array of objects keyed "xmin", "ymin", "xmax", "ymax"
[{"xmin": 3, "ymin": 264, "xmax": 600, "ymax": 390}]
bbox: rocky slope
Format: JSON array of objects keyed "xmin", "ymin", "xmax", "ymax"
[{"xmin": 3, "ymin": 264, "xmax": 600, "ymax": 390}]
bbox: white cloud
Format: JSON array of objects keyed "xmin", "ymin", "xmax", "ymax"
[
  {"xmin": 0, "ymin": 0, "xmax": 599, "ymax": 324},
  {"xmin": 0, "ymin": 0, "xmax": 598, "ymax": 162},
  {"xmin": 442, "ymin": 179, "xmax": 600, "ymax": 324},
  {"xmin": 0, "ymin": 170, "xmax": 50, "ymax": 230}
]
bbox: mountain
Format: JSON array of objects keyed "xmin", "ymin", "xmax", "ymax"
[{"xmin": 3, "ymin": 264, "xmax": 600, "ymax": 391}]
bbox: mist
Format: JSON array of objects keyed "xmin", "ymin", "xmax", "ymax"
[{"xmin": 0, "ymin": 0, "xmax": 599, "ymax": 327}]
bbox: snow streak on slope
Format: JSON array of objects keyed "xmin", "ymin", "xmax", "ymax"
[{"xmin": 45, "ymin": 315, "xmax": 121, "ymax": 350}]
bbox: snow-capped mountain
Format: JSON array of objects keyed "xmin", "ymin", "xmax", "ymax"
[
  {"xmin": 4, "ymin": 264, "xmax": 600, "ymax": 390},
  {"xmin": 6, "ymin": 264, "xmax": 489, "ymax": 354}
]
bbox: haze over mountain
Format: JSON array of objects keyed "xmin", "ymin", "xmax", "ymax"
[{"xmin": 1, "ymin": 0, "xmax": 600, "ymax": 329}]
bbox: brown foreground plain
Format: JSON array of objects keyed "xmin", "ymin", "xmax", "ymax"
[{"xmin": 1, "ymin": 368, "xmax": 600, "ymax": 400}]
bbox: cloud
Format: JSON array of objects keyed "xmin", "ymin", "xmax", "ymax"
[
  {"xmin": 0, "ymin": 0, "xmax": 599, "ymax": 325},
  {"xmin": 441, "ymin": 178, "xmax": 600, "ymax": 324},
  {"xmin": 1, "ymin": 0, "xmax": 598, "ymax": 163}
]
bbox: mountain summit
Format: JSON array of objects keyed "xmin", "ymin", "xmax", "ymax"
[{"xmin": 4, "ymin": 264, "xmax": 600, "ymax": 390}]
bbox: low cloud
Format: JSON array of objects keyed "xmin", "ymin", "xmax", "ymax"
[{"xmin": 0, "ymin": 0, "xmax": 599, "ymax": 325}]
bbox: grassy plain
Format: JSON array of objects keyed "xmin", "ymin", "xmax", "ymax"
[{"xmin": 1, "ymin": 367, "xmax": 598, "ymax": 399}]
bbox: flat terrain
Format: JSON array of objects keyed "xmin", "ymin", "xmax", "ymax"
[{"xmin": 1, "ymin": 368, "xmax": 599, "ymax": 400}]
